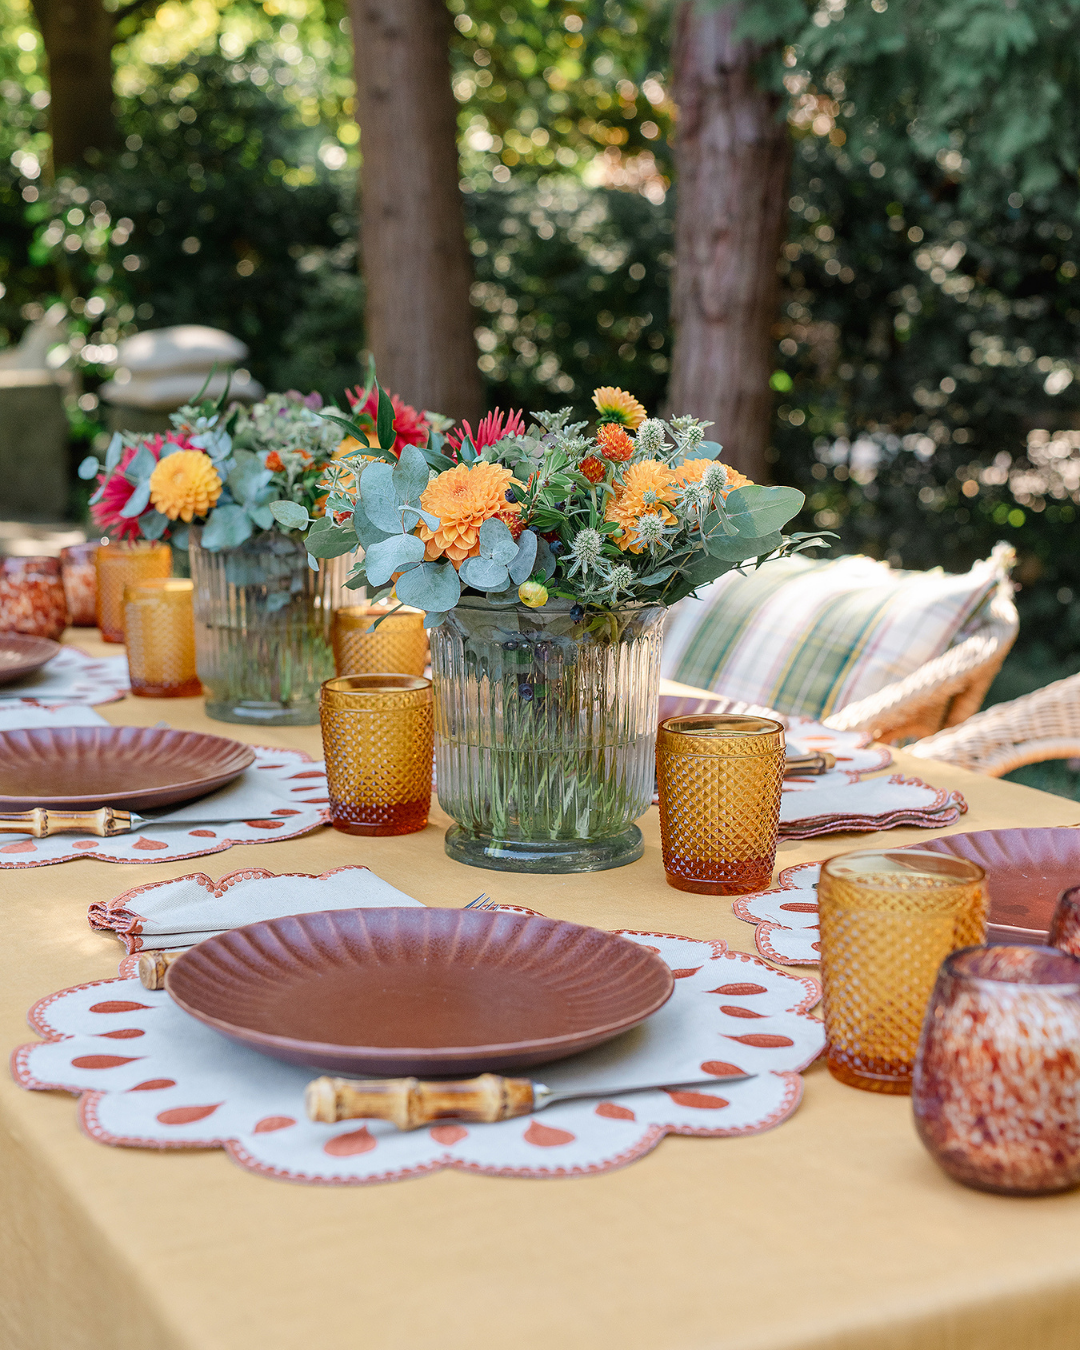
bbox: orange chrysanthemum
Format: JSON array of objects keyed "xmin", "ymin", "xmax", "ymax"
[
  {"xmin": 148, "ymin": 451, "xmax": 223, "ymax": 523},
  {"xmin": 417, "ymin": 461, "xmax": 522, "ymax": 565},
  {"xmin": 673, "ymin": 458, "xmax": 754, "ymax": 498},
  {"xmin": 592, "ymin": 386, "xmax": 646, "ymax": 430},
  {"xmin": 597, "ymin": 423, "xmax": 634, "ymax": 462},
  {"xmin": 604, "ymin": 459, "xmax": 678, "ymax": 553}
]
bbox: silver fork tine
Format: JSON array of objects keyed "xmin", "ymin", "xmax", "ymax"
[{"xmin": 463, "ymin": 893, "xmax": 491, "ymax": 910}]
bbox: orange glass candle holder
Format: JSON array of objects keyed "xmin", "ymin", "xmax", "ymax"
[
  {"xmin": 95, "ymin": 541, "xmax": 171, "ymax": 643},
  {"xmin": 123, "ymin": 578, "xmax": 201, "ymax": 698},
  {"xmin": 61, "ymin": 542, "xmax": 99, "ymax": 627},
  {"xmin": 320, "ymin": 674, "xmax": 433, "ymax": 836},
  {"xmin": 818, "ymin": 849, "xmax": 987, "ymax": 1095},
  {"xmin": 655, "ymin": 714, "xmax": 785, "ymax": 895},
  {"xmin": 0, "ymin": 556, "xmax": 68, "ymax": 639},
  {"xmin": 333, "ymin": 604, "xmax": 428, "ymax": 677}
]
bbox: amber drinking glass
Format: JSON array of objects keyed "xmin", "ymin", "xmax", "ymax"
[
  {"xmin": 332, "ymin": 604, "xmax": 428, "ymax": 678},
  {"xmin": 123, "ymin": 578, "xmax": 201, "ymax": 698},
  {"xmin": 60, "ymin": 542, "xmax": 99, "ymax": 627},
  {"xmin": 913, "ymin": 944, "xmax": 1080, "ymax": 1194},
  {"xmin": 95, "ymin": 541, "xmax": 171, "ymax": 643},
  {"xmin": 0, "ymin": 556, "xmax": 67, "ymax": 640},
  {"xmin": 655, "ymin": 714, "xmax": 785, "ymax": 895},
  {"xmin": 320, "ymin": 674, "xmax": 433, "ymax": 836},
  {"xmin": 1049, "ymin": 886, "xmax": 1080, "ymax": 958},
  {"xmin": 818, "ymin": 850, "xmax": 987, "ymax": 1094}
]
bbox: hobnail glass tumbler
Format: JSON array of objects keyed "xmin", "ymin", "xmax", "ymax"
[
  {"xmin": 913, "ymin": 944, "xmax": 1080, "ymax": 1194},
  {"xmin": 95, "ymin": 541, "xmax": 171, "ymax": 643},
  {"xmin": 320, "ymin": 674, "xmax": 433, "ymax": 836},
  {"xmin": 0, "ymin": 556, "xmax": 67, "ymax": 640},
  {"xmin": 60, "ymin": 542, "xmax": 99, "ymax": 627},
  {"xmin": 818, "ymin": 849, "xmax": 987, "ymax": 1094},
  {"xmin": 123, "ymin": 578, "xmax": 201, "ymax": 698},
  {"xmin": 1049, "ymin": 886, "xmax": 1080, "ymax": 958},
  {"xmin": 655, "ymin": 714, "xmax": 785, "ymax": 895},
  {"xmin": 333, "ymin": 605, "xmax": 428, "ymax": 677}
]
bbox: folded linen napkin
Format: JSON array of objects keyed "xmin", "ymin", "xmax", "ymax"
[
  {"xmin": 778, "ymin": 774, "xmax": 966, "ymax": 839},
  {"xmin": 88, "ymin": 864, "xmax": 424, "ymax": 952},
  {"xmin": 0, "ymin": 703, "xmax": 110, "ymax": 732},
  {"xmin": 0, "ymin": 647, "xmax": 128, "ymax": 704}
]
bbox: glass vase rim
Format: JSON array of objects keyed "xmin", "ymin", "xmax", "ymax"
[
  {"xmin": 450, "ymin": 593, "xmax": 665, "ymax": 617},
  {"xmin": 942, "ymin": 943, "xmax": 1080, "ymax": 992},
  {"xmin": 821, "ymin": 847, "xmax": 986, "ymax": 887}
]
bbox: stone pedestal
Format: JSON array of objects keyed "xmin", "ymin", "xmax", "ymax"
[{"xmin": 0, "ymin": 374, "xmax": 70, "ymax": 520}]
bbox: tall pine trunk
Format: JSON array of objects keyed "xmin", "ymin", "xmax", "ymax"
[
  {"xmin": 349, "ymin": 0, "xmax": 484, "ymax": 425},
  {"xmin": 31, "ymin": 0, "xmax": 117, "ymax": 171},
  {"xmin": 668, "ymin": 1, "xmax": 790, "ymax": 483}
]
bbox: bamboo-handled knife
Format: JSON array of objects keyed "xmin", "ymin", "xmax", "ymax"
[
  {"xmin": 0, "ymin": 806, "xmax": 292, "ymax": 837},
  {"xmin": 306, "ymin": 1070, "xmax": 754, "ymax": 1131}
]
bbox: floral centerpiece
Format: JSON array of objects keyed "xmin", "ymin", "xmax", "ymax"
[{"xmin": 282, "ymin": 379, "xmax": 820, "ymax": 872}]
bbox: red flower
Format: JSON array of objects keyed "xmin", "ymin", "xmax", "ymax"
[
  {"xmin": 90, "ymin": 431, "xmax": 196, "ymax": 540},
  {"xmin": 345, "ymin": 385, "xmax": 430, "ymax": 454},
  {"xmin": 597, "ymin": 423, "xmax": 634, "ymax": 462},
  {"xmin": 578, "ymin": 455, "xmax": 606, "ymax": 484},
  {"xmin": 445, "ymin": 408, "xmax": 526, "ymax": 455}
]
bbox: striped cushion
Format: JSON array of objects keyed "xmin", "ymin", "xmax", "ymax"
[{"xmin": 661, "ymin": 551, "xmax": 1011, "ymax": 720}]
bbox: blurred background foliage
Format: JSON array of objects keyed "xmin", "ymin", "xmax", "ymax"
[{"xmin": 2, "ymin": 0, "xmax": 1079, "ymax": 758}]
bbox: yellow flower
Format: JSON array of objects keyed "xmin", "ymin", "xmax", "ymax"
[
  {"xmin": 604, "ymin": 459, "xmax": 678, "ymax": 553},
  {"xmin": 417, "ymin": 461, "xmax": 522, "ymax": 565},
  {"xmin": 592, "ymin": 386, "xmax": 646, "ymax": 430},
  {"xmin": 673, "ymin": 458, "xmax": 754, "ymax": 498},
  {"xmin": 148, "ymin": 451, "xmax": 223, "ymax": 523}
]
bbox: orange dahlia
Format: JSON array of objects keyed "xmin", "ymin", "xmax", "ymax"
[
  {"xmin": 592, "ymin": 386, "xmax": 646, "ymax": 430},
  {"xmin": 417, "ymin": 462, "xmax": 522, "ymax": 565},
  {"xmin": 148, "ymin": 451, "xmax": 223, "ymax": 523},
  {"xmin": 673, "ymin": 459, "xmax": 754, "ymax": 498},
  {"xmin": 597, "ymin": 423, "xmax": 634, "ymax": 462},
  {"xmin": 604, "ymin": 459, "xmax": 678, "ymax": 553}
]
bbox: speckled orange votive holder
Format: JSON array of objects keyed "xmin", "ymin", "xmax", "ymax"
[
  {"xmin": 123, "ymin": 577, "xmax": 201, "ymax": 698},
  {"xmin": 95, "ymin": 541, "xmax": 171, "ymax": 643},
  {"xmin": 655, "ymin": 714, "xmax": 785, "ymax": 895},
  {"xmin": 818, "ymin": 849, "xmax": 987, "ymax": 1095},
  {"xmin": 332, "ymin": 604, "xmax": 428, "ymax": 677},
  {"xmin": 320, "ymin": 674, "xmax": 433, "ymax": 836}
]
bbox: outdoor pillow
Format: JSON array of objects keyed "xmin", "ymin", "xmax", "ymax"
[{"xmin": 660, "ymin": 548, "xmax": 1012, "ymax": 721}]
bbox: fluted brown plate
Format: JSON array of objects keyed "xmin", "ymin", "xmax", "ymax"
[
  {"xmin": 165, "ymin": 907, "xmax": 676, "ymax": 1075},
  {"xmin": 0, "ymin": 725, "xmax": 255, "ymax": 810},
  {"xmin": 0, "ymin": 633, "xmax": 60, "ymax": 685},
  {"xmin": 913, "ymin": 828, "xmax": 1080, "ymax": 943}
]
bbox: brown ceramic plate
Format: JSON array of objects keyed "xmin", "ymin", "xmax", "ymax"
[
  {"xmin": 0, "ymin": 632, "xmax": 61, "ymax": 685},
  {"xmin": 0, "ymin": 725, "xmax": 255, "ymax": 810},
  {"xmin": 165, "ymin": 907, "xmax": 676, "ymax": 1075},
  {"xmin": 913, "ymin": 829, "xmax": 1080, "ymax": 943}
]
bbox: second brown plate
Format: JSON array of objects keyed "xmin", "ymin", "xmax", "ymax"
[
  {"xmin": 166, "ymin": 907, "xmax": 676, "ymax": 1075},
  {"xmin": 0, "ymin": 633, "xmax": 61, "ymax": 685},
  {"xmin": 0, "ymin": 725, "xmax": 255, "ymax": 810}
]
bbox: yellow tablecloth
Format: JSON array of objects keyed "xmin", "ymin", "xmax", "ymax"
[{"xmin": 5, "ymin": 633, "xmax": 1080, "ymax": 1350}]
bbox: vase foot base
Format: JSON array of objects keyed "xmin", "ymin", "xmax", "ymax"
[
  {"xmin": 444, "ymin": 824, "xmax": 643, "ymax": 874},
  {"xmin": 203, "ymin": 700, "xmax": 320, "ymax": 727}
]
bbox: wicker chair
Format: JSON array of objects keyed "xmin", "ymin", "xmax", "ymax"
[
  {"xmin": 907, "ymin": 669, "xmax": 1080, "ymax": 777},
  {"xmin": 820, "ymin": 584, "xmax": 1019, "ymax": 744}
]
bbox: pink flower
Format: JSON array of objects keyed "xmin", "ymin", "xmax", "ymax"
[
  {"xmin": 345, "ymin": 386, "xmax": 429, "ymax": 454},
  {"xmin": 445, "ymin": 408, "xmax": 526, "ymax": 455},
  {"xmin": 90, "ymin": 432, "xmax": 196, "ymax": 540}
]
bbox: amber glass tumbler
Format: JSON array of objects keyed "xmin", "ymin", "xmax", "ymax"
[
  {"xmin": 95, "ymin": 541, "xmax": 171, "ymax": 643},
  {"xmin": 123, "ymin": 578, "xmax": 201, "ymax": 698},
  {"xmin": 913, "ymin": 944, "xmax": 1080, "ymax": 1194},
  {"xmin": 818, "ymin": 849, "xmax": 987, "ymax": 1094},
  {"xmin": 333, "ymin": 605, "xmax": 428, "ymax": 678},
  {"xmin": 60, "ymin": 542, "xmax": 99, "ymax": 627},
  {"xmin": 320, "ymin": 674, "xmax": 433, "ymax": 836},
  {"xmin": 0, "ymin": 556, "xmax": 67, "ymax": 639},
  {"xmin": 655, "ymin": 714, "xmax": 785, "ymax": 895},
  {"xmin": 1049, "ymin": 886, "xmax": 1080, "ymax": 958}
]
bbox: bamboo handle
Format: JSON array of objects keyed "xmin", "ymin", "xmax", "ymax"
[
  {"xmin": 0, "ymin": 807, "xmax": 133, "ymax": 837},
  {"xmin": 138, "ymin": 949, "xmax": 186, "ymax": 990},
  {"xmin": 305, "ymin": 1073, "xmax": 537, "ymax": 1131}
]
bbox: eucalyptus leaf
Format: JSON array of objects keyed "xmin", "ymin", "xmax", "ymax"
[
  {"xmin": 88, "ymin": 484, "xmax": 105, "ymax": 506},
  {"xmin": 119, "ymin": 479, "xmax": 152, "ymax": 519},
  {"xmin": 696, "ymin": 440, "xmax": 724, "ymax": 460},
  {"xmin": 77, "ymin": 455, "xmax": 100, "ymax": 481},
  {"xmin": 171, "ymin": 525, "xmax": 190, "ymax": 551},
  {"xmin": 423, "ymin": 611, "xmax": 447, "ymax": 631},
  {"xmin": 227, "ymin": 450, "xmax": 273, "ymax": 505},
  {"xmin": 104, "ymin": 432, "xmax": 124, "ymax": 472},
  {"xmin": 270, "ymin": 500, "xmax": 310, "ymax": 530},
  {"xmin": 304, "ymin": 517, "xmax": 359, "ymax": 559},
  {"xmin": 157, "ymin": 441, "xmax": 185, "ymax": 460},
  {"xmin": 247, "ymin": 502, "xmax": 276, "ymax": 531},
  {"xmin": 459, "ymin": 555, "xmax": 510, "ymax": 590},
  {"xmin": 124, "ymin": 444, "xmax": 158, "ymax": 485},
  {"xmin": 358, "ymin": 461, "xmax": 402, "ymax": 533},
  {"xmin": 344, "ymin": 570, "xmax": 368, "ymax": 590},
  {"xmin": 533, "ymin": 536, "xmax": 556, "ymax": 581},
  {"xmin": 352, "ymin": 499, "xmax": 395, "ymax": 550},
  {"xmin": 200, "ymin": 504, "xmax": 254, "ymax": 551},
  {"xmin": 392, "ymin": 444, "xmax": 430, "ymax": 505},
  {"xmin": 478, "ymin": 516, "xmax": 518, "ymax": 564},
  {"xmin": 704, "ymin": 529, "xmax": 783, "ymax": 562},
  {"xmin": 723, "ymin": 485, "xmax": 804, "ymax": 539},
  {"xmin": 394, "ymin": 560, "xmax": 461, "ymax": 612},
  {"xmin": 507, "ymin": 529, "xmax": 538, "ymax": 585},
  {"xmin": 137, "ymin": 508, "xmax": 169, "ymax": 540},
  {"xmin": 307, "ymin": 553, "xmax": 320, "ymax": 573},
  {"xmin": 635, "ymin": 565, "xmax": 676, "ymax": 585},
  {"xmin": 364, "ymin": 533, "xmax": 426, "ymax": 586}
]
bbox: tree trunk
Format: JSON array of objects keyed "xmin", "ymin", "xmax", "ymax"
[
  {"xmin": 31, "ymin": 0, "xmax": 117, "ymax": 171},
  {"xmin": 349, "ymin": 0, "xmax": 484, "ymax": 425},
  {"xmin": 668, "ymin": 2, "xmax": 790, "ymax": 483}
]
